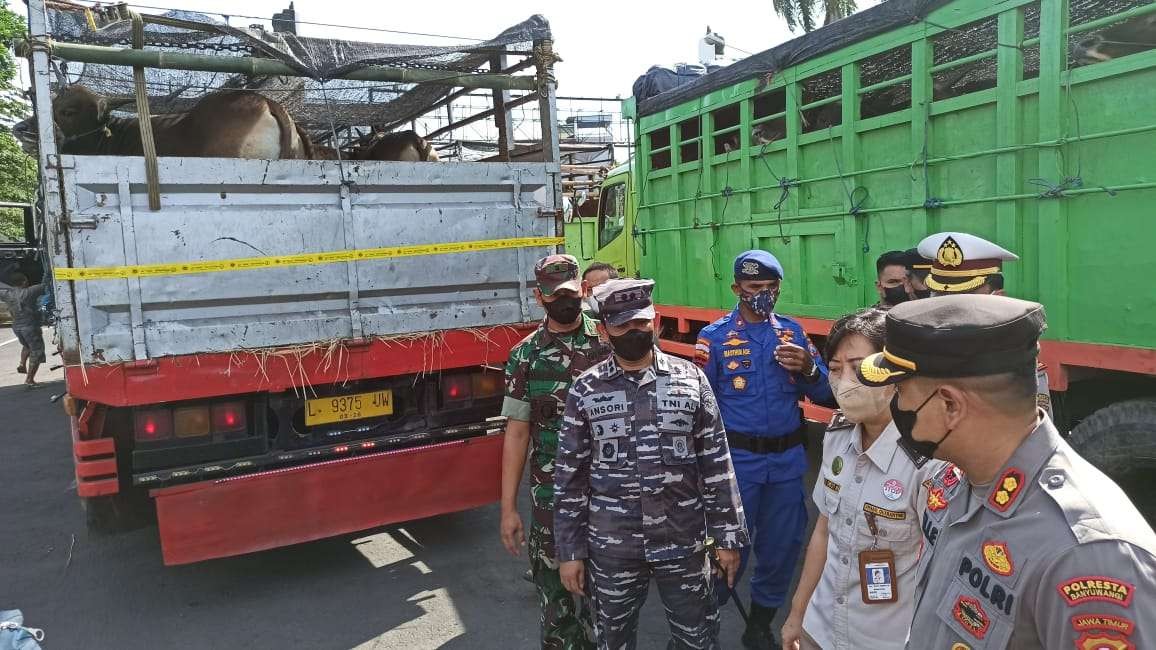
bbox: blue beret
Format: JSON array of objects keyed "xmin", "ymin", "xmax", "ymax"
[{"xmin": 734, "ymin": 250, "xmax": 784, "ymax": 281}]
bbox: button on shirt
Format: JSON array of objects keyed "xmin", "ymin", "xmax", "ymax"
[
  {"xmin": 803, "ymin": 417, "xmax": 945, "ymax": 650},
  {"xmin": 553, "ymin": 350, "xmax": 749, "ymax": 562},
  {"xmin": 909, "ymin": 414, "xmax": 1156, "ymax": 648}
]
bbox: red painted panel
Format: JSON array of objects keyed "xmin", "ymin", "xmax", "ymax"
[
  {"xmin": 64, "ymin": 325, "xmax": 533, "ymax": 407},
  {"xmin": 152, "ymin": 434, "xmax": 504, "ymax": 565}
]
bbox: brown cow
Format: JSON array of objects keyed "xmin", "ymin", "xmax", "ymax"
[
  {"xmin": 13, "ymin": 85, "xmax": 307, "ymax": 159},
  {"xmin": 353, "ymin": 130, "xmax": 439, "ymax": 162},
  {"xmin": 1074, "ymin": 14, "xmax": 1156, "ymax": 65},
  {"xmin": 293, "ymin": 125, "xmax": 342, "ymax": 160}
]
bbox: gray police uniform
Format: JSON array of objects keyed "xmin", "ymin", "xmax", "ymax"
[
  {"xmin": 856, "ymin": 295, "xmax": 1156, "ymax": 649},
  {"xmin": 554, "ymin": 279, "xmax": 749, "ymax": 650},
  {"xmin": 912, "ymin": 415, "xmax": 1156, "ymax": 648}
]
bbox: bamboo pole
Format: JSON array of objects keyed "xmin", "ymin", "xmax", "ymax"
[{"xmin": 45, "ymin": 41, "xmax": 538, "ymax": 91}]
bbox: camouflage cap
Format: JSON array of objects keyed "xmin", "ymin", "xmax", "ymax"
[
  {"xmin": 534, "ymin": 254, "xmax": 581, "ymax": 296},
  {"xmin": 593, "ymin": 278, "xmax": 656, "ymax": 327}
]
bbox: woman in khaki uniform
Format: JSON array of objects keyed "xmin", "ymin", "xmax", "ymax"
[{"xmin": 781, "ymin": 308, "xmax": 945, "ymax": 650}]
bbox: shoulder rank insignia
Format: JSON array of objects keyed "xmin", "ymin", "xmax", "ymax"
[
  {"xmin": 982, "ymin": 541, "xmax": 1013, "ymax": 577},
  {"xmin": 988, "ymin": 467, "xmax": 1025, "ymax": 512},
  {"xmin": 826, "ymin": 411, "xmax": 852, "ymax": 432}
]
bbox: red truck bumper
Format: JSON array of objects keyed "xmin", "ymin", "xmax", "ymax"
[{"xmin": 151, "ymin": 433, "xmax": 503, "ymax": 565}]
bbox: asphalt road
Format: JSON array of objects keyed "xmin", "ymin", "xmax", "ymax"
[{"xmin": 0, "ymin": 329, "xmax": 820, "ymax": 649}]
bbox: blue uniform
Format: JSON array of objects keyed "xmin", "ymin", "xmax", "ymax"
[{"xmin": 696, "ymin": 307, "xmax": 833, "ymax": 608}]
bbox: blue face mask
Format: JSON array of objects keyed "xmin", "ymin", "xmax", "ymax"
[{"xmin": 741, "ymin": 288, "xmax": 777, "ymax": 318}]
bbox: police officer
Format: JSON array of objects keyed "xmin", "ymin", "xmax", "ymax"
[
  {"xmin": 914, "ymin": 232, "xmax": 1053, "ymax": 420},
  {"xmin": 500, "ymin": 254, "xmax": 609, "ymax": 650},
  {"xmin": 902, "ymin": 249, "xmax": 931, "ymax": 299},
  {"xmin": 856, "ymin": 295, "xmax": 1156, "ymax": 648},
  {"xmin": 554, "ymin": 278, "xmax": 749, "ymax": 650},
  {"xmin": 696, "ymin": 250, "xmax": 834, "ymax": 650}
]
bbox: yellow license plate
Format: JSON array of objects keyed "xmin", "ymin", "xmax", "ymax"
[{"xmin": 306, "ymin": 389, "xmax": 394, "ymax": 426}]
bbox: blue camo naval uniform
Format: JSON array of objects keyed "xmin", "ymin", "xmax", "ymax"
[
  {"xmin": 554, "ymin": 278, "xmax": 749, "ymax": 650},
  {"xmin": 696, "ymin": 251, "xmax": 833, "ymax": 612}
]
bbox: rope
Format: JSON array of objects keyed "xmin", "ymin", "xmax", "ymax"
[
  {"xmin": 757, "ymin": 142, "xmax": 795, "ymax": 245},
  {"xmin": 130, "ymin": 10, "xmax": 161, "ymax": 211},
  {"xmin": 825, "ymin": 126, "xmax": 871, "ymax": 251}
]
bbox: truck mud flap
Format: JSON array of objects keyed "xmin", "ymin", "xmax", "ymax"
[{"xmin": 151, "ymin": 434, "xmax": 503, "ymax": 565}]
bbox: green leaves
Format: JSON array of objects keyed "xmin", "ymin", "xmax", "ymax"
[
  {"xmin": 772, "ymin": 0, "xmax": 859, "ymax": 33},
  {"xmin": 0, "ymin": 0, "xmax": 35, "ymax": 241}
]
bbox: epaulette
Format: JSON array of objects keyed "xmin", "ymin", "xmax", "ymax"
[{"xmin": 826, "ymin": 410, "xmax": 854, "ymax": 432}]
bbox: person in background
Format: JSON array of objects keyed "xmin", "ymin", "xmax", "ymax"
[
  {"xmin": 780, "ymin": 308, "xmax": 946, "ymax": 650},
  {"xmin": 696, "ymin": 250, "xmax": 834, "ymax": 650},
  {"xmin": 874, "ymin": 251, "xmax": 913, "ymax": 308},
  {"xmin": 913, "ymin": 232, "xmax": 1052, "ymax": 419},
  {"xmin": 555, "ymin": 278, "xmax": 747, "ymax": 650},
  {"xmin": 0, "ymin": 269, "xmax": 47, "ymax": 388},
  {"xmin": 857, "ymin": 295, "xmax": 1156, "ymax": 648},
  {"xmin": 580, "ymin": 262, "xmax": 619, "ymax": 318},
  {"xmin": 499, "ymin": 254, "xmax": 609, "ymax": 650},
  {"xmin": 902, "ymin": 249, "xmax": 931, "ymax": 299}
]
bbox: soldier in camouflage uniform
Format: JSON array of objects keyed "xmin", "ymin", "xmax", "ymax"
[
  {"xmin": 500, "ymin": 254, "xmax": 609, "ymax": 650},
  {"xmin": 554, "ymin": 279, "xmax": 749, "ymax": 650}
]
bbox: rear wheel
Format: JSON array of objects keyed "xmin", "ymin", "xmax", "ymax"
[{"xmin": 1067, "ymin": 399, "xmax": 1156, "ymax": 525}]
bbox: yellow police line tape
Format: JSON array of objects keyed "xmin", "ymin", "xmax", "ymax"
[{"xmin": 53, "ymin": 236, "xmax": 565, "ymax": 281}]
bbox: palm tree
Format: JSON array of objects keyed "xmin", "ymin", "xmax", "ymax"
[{"xmin": 773, "ymin": 0, "xmax": 858, "ymax": 32}]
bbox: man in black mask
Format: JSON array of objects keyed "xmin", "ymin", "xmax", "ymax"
[
  {"xmin": 874, "ymin": 250, "xmax": 914, "ymax": 307},
  {"xmin": 555, "ymin": 278, "xmax": 748, "ymax": 649},
  {"xmin": 855, "ymin": 295, "xmax": 1156, "ymax": 648},
  {"xmin": 500, "ymin": 253, "xmax": 609, "ymax": 650}
]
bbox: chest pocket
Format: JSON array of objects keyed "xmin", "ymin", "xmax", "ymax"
[
  {"xmin": 591, "ymin": 417, "xmax": 629, "ymax": 469},
  {"xmin": 935, "ymin": 578, "xmax": 1015, "ymax": 650},
  {"xmin": 719, "ymin": 351, "xmax": 760, "ymax": 396},
  {"xmin": 858, "ymin": 509, "xmax": 921, "ymax": 574},
  {"xmin": 823, "ymin": 481, "xmax": 841, "ymax": 516},
  {"xmin": 657, "ymin": 404, "xmax": 696, "ymax": 465}
]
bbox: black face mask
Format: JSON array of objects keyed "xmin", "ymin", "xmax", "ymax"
[
  {"xmin": 913, "ymin": 289, "xmax": 932, "ymax": 300},
  {"xmin": 543, "ymin": 295, "xmax": 582, "ymax": 325},
  {"xmin": 883, "ymin": 285, "xmax": 910, "ymax": 306},
  {"xmin": 608, "ymin": 329, "xmax": 654, "ymax": 362},
  {"xmin": 890, "ymin": 391, "xmax": 955, "ymax": 468}
]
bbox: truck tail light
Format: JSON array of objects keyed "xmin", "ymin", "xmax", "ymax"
[
  {"xmin": 442, "ymin": 374, "xmax": 473, "ymax": 402},
  {"xmin": 471, "ymin": 372, "xmax": 504, "ymax": 398},
  {"xmin": 134, "ymin": 409, "xmax": 173, "ymax": 442},
  {"xmin": 173, "ymin": 406, "xmax": 211, "ymax": 438},
  {"xmin": 211, "ymin": 402, "xmax": 247, "ymax": 435}
]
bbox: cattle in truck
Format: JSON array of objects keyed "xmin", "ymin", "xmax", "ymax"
[{"xmin": 12, "ymin": 84, "xmax": 309, "ymax": 159}]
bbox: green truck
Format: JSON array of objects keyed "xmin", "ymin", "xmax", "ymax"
[{"xmin": 567, "ymin": 0, "xmax": 1156, "ymax": 514}]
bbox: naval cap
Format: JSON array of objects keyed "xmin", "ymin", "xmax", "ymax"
[
  {"xmin": 916, "ymin": 232, "xmax": 1018, "ymax": 293},
  {"xmin": 734, "ymin": 250, "xmax": 784, "ymax": 281},
  {"xmin": 593, "ymin": 278, "xmax": 656, "ymax": 327},
  {"xmin": 857, "ymin": 294, "xmax": 1046, "ymax": 386}
]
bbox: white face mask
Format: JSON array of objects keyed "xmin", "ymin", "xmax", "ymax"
[{"xmin": 831, "ymin": 377, "xmax": 894, "ymax": 423}]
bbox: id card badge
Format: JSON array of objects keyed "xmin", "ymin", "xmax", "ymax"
[
  {"xmin": 858, "ymin": 512, "xmax": 898, "ymax": 604},
  {"xmin": 858, "ymin": 549, "xmax": 898, "ymax": 604}
]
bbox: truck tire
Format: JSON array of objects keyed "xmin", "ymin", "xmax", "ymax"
[
  {"xmin": 81, "ymin": 492, "xmax": 154, "ymax": 534},
  {"xmin": 1067, "ymin": 399, "xmax": 1156, "ymax": 525}
]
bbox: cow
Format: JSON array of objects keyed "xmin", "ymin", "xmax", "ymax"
[
  {"xmin": 294, "ymin": 125, "xmax": 342, "ymax": 160},
  {"xmin": 1073, "ymin": 14, "xmax": 1156, "ymax": 65},
  {"xmin": 352, "ymin": 130, "xmax": 439, "ymax": 162},
  {"xmin": 12, "ymin": 85, "xmax": 308, "ymax": 159}
]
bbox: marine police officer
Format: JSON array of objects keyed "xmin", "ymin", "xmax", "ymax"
[
  {"xmin": 554, "ymin": 278, "xmax": 749, "ymax": 650},
  {"xmin": 857, "ymin": 295, "xmax": 1156, "ymax": 648},
  {"xmin": 500, "ymin": 254, "xmax": 609, "ymax": 650},
  {"xmin": 696, "ymin": 250, "xmax": 834, "ymax": 649}
]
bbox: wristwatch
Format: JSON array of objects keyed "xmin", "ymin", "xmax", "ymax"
[{"xmin": 804, "ymin": 362, "xmax": 820, "ymax": 381}]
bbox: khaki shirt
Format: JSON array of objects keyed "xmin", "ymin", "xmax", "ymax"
[
  {"xmin": 909, "ymin": 415, "xmax": 1156, "ymax": 648},
  {"xmin": 803, "ymin": 415, "xmax": 944, "ymax": 650}
]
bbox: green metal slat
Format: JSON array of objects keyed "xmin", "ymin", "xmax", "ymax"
[
  {"xmin": 996, "ymin": 7, "xmax": 1026, "ymax": 295},
  {"xmin": 910, "ymin": 37, "xmax": 932, "ymax": 238},
  {"xmin": 1037, "ymin": 0, "xmax": 1071, "ymax": 339}
]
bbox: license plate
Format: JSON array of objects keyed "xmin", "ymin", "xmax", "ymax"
[{"xmin": 305, "ymin": 389, "xmax": 393, "ymax": 426}]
